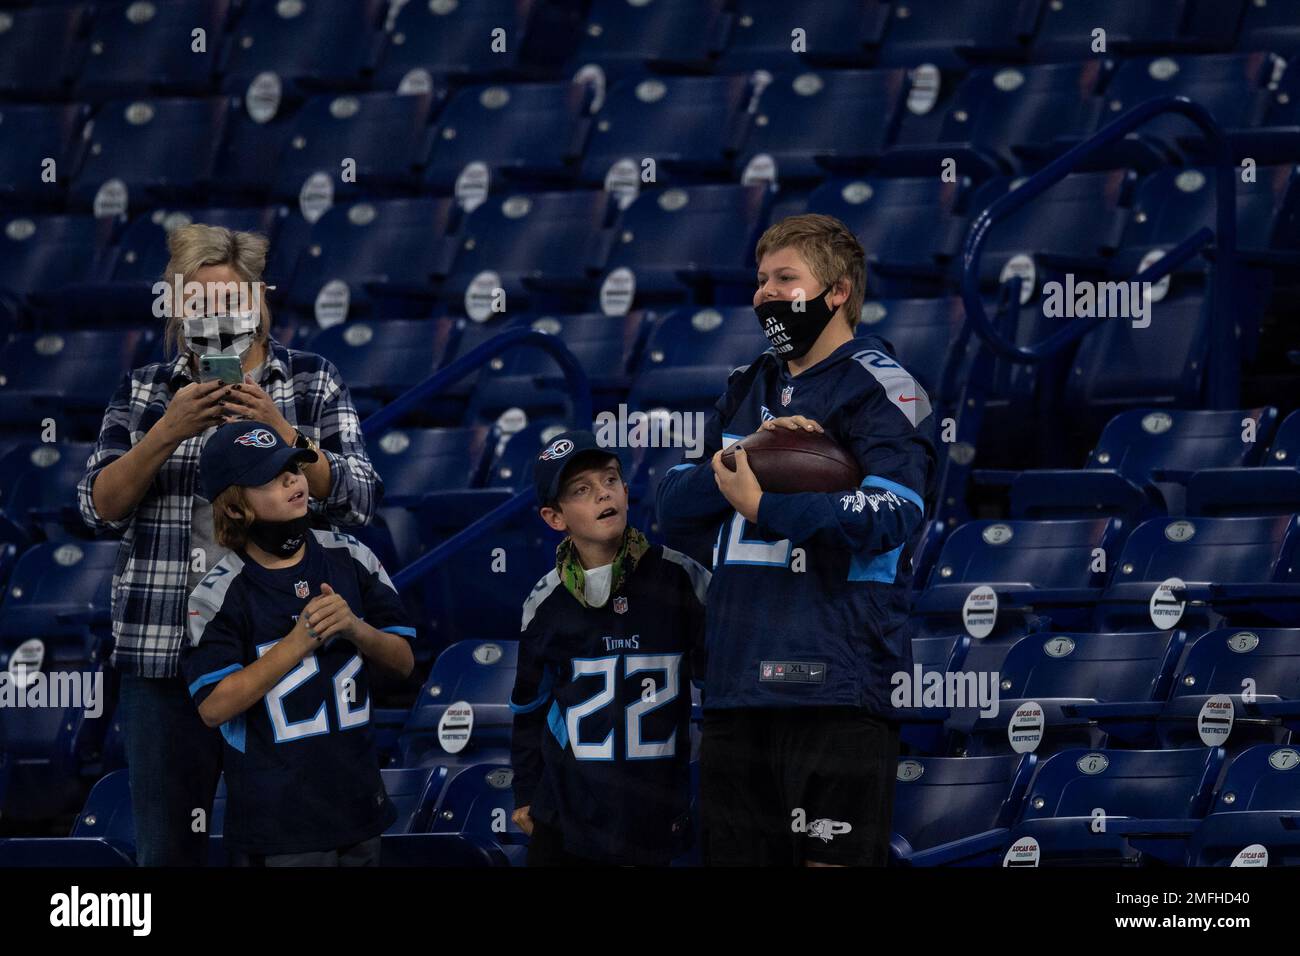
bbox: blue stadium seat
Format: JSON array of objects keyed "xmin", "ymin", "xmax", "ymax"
[
  {"xmin": 1096, "ymin": 53, "xmax": 1284, "ymax": 163},
  {"xmin": 219, "ymin": 0, "xmax": 386, "ymax": 96},
  {"xmin": 1006, "ymin": 407, "xmax": 1278, "ymax": 520},
  {"xmin": 891, "ymin": 753, "xmax": 1036, "ymax": 866},
  {"xmin": 895, "ymin": 632, "xmax": 970, "ymax": 756},
  {"xmin": 602, "ymin": 184, "xmax": 768, "ymax": 302},
  {"xmin": 1002, "ymin": 747, "xmax": 1225, "ymax": 865},
  {"xmin": 426, "ymin": 762, "xmax": 525, "ymax": 863},
  {"xmin": 468, "ymin": 312, "xmax": 645, "ymax": 424},
  {"xmin": 0, "ymin": 330, "xmax": 152, "ymax": 432},
  {"xmin": 69, "ymin": 97, "xmax": 228, "ymax": 213},
  {"xmin": 282, "ymin": 198, "xmax": 455, "ymax": 324},
  {"xmin": 399, "ymin": 640, "xmax": 518, "ymax": 769},
  {"xmin": 76, "ymin": 0, "xmax": 231, "ymax": 101},
  {"xmin": 1188, "ymin": 408, "xmax": 1300, "ymax": 517},
  {"xmin": 1115, "ymin": 164, "xmax": 1300, "ymax": 278},
  {"xmin": 212, "ymin": 95, "xmax": 305, "ymax": 201},
  {"xmin": 1062, "ymin": 290, "xmax": 1213, "ymax": 421},
  {"xmin": 374, "ymin": 0, "xmax": 536, "ymax": 88},
  {"xmin": 270, "ymin": 91, "xmax": 437, "ymax": 202},
  {"xmin": 917, "ymin": 518, "xmax": 1126, "ymax": 632},
  {"xmin": 966, "ymin": 169, "xmax": 1134, "ymax": 292},
  {"xmin": 0, "ymin": 441, "xmax": 97, "ymax": 544},
  {"xmin": 0, "ymin": 769, "xmax": 134, "ymax": 866},
  {"xmin": 875, "ymin": 0, "xmax": 1035, "ymax": 68},
  {"xmin": 1188, "ymin": 744, "xmax": 1300, "ymax": 866},
  {"xmin": 442, "ymin": 190, "xmax": 611, "ymax": 313},
  {"xmin": 302, "ymin": 317, "xmax": 452, "ymax": 414},
  {"xmin": 1029, "ymin": 0, "xmax": 1214, "ymax": 61},
  {"xmin": 0, "ymin": 214, "xmax": 114, "ymax": 325},
  {"xmin": 1237, "ymin": 0, "xmax": 1300, "ymax": 56},
  {"xmin": 1096, "ymin": 514, "xmax": 1300, "ymax": 631},
  {"xmin": 0, "ymin": 103, "xmax": 89, "ymax": 210},
  {"xmin": 716, "ymin": 0, "xmax": 884, "ymax": 71},
  {"xmin": 961, "ymin": 629, "xmax": 1186, "ymax": 757},
  {"xmin": 578, "ymin": 74, "xmax": 750, "ymax": 187},
  {"xmin": 805, "ymin": 176, "xmax": 969, "ymax": 288},
  {"xmin": 628, "ymin": 306, "xmax": 769, "ymax": 412},
  {"xmin": 366, "ymin": 426, "xmax": 491, "ymax": 507},
  {"xmin": 887, "ymin": 61, "xmax": 1107, "ymax": 176},
  {"xmin": 0, "ymin": 4, "xmax": 86, "ymax": 99},
  {"xmin": 1155, "ymin": 628, "xmax": 1300, "ymax": 750},
  {"xmin": 735, "ymin": 69, "xmax": 906, "ymax": 183},
  {"xmin": 0, "ymin": 541, "xmax": 118, "ymax": 821},
  {"xmin": 424, "ymin": 81, "xmax": 590, "ymax": 191},
  {"xmin": 572, "ymin": 0, "xmax": 728, "ymax": 75}
]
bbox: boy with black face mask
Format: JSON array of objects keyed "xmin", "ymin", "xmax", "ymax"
[
  {"xmin": 657, "ymin": 214, "xmax": 939, "ymax": 867},
  {"xmin": 180, "ymin": 420, "xmax": 415, "ymax": 866}
]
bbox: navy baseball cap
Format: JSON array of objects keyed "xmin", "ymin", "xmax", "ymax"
[
  {"xmin": 534, "ymin": 430, "xmax": 621, "ymax": 506},
  {"xmin": 199, "ymin": 420, "xmax": 318, "ymax": 501}
]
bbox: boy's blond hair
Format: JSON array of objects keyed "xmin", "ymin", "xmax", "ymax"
[
  {"xmin": 754, "ymin": 214, "xmax": 866, "ymax": 329},
  {"xmin": 212, "ymin": 485, "xmax": 257, "ymax": 550}
]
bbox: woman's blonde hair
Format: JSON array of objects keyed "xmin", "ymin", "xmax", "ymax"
[
  {"xmin": 754, "ymin": 214, "xmax": 866, "ymax": 329},
  {"xmin": 212, "ymin": 484, "xmax": 256, "ymax": 551},
  {"xmin": 162, "ymin": 223, "xmax": 273, "ymax": 357}
]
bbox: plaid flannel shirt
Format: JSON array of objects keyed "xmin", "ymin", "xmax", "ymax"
[{"xmin": 76, "ymin": 337, "xmax": 384, "ymax": 678}]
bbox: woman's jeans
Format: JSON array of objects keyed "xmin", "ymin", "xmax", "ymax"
[{"xmin": 118, "ymin": 674, "xmax": 223, "ymax": 866}]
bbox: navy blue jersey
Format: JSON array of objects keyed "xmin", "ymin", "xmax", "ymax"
[
  {"xmin": 509, "ymin": 545, "xmax": 709, "ymax": 865},
  {"xmin": 656, "ymin": 335, "xmax": 938, "ymax": 714},
  {"xmin": 181, "ymin": 529, "xmax": 415, "ymax": 855}
]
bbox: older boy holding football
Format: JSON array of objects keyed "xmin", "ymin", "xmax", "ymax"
[{"xmin": 657, "ymin": 213, "xmax": 938, "ymax": 866}]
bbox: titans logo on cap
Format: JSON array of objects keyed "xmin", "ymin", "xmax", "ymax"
[
  {"xmin": 539, "ymin": 438, "xmax": 574, "ymax": 461},
  {"xmin": 234, "ymin": 427, "xmax": 278, "ymax": 448}
]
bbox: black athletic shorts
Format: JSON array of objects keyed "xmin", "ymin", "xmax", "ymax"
[{"xmin": 700, "ymin": 707, "xmax": 899, "ymax": 867}]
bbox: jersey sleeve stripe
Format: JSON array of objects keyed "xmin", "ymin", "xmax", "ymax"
[
  {"xmin": 660, "ymin": 546, "xmax": 712, "ymax": 604},
  {"xmin": 381, "ymin": 625, "xmax": 417, "ymax": 638},
  {"xmin": 862, "ymin": 474, "xmax": 924, "ymax": 510},
  {"xmin": 509, "ymin": 665, "xmax": 556, "ymax": 715},
  {"xmin": 188, "ymin": 663, "xmax": 243, "ymax": 698}
]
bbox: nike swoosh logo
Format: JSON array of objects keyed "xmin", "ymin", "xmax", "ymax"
[{"xmin": 898, "ymin": 395, "xmax": 920, "ymax": 403}]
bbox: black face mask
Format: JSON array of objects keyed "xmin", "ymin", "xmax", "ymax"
[
  {"xmin": 754, "ymin": 284, "xmax": 837, "ymax": 360},
  {"xmin": 247, "ymin": 513, "xmax": 311, "ymax": 558}
]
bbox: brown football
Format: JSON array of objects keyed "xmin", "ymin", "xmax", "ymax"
[{"xmin": 720, "ymin": 426, "xmax": 863, "ymax": 493}]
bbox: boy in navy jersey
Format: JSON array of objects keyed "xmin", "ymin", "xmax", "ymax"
[
  {"xmin": 510, "ymin": 430, "xmax": 709, "ymax": 866},
  {"xmin": 657, "ymin": 214, "xmax": 939, "ymax": 867},
  {"xmin": 181, "ymin": 421, "xmax": 415, "ymax": 866}
]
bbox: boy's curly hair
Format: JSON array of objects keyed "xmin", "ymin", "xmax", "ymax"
[{"xmin": 754, "ymin": 214, "xmax": 866, "ymax": 329}]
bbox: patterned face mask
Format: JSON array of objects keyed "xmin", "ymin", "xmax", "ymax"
[{"xmin": 181, "ymin": 311, "xmax": 260, "ymax": 358}]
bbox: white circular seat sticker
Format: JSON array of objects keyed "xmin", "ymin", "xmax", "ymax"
[
  {"xmin": 465, "ymin": 270, "xmax": 502, "ymax": 322},
  {"xmin": 438, "ymin": 700, "xmax": 474, "ymax": 754},
  {"xmin": 314, "ymin": 279, "xmax": 349, "ymax": 328},
  {"xmin": 1230, "ymin": 844, "xmax": 1267, "ymax": 867},
  {"xmin": 600, "ymin": 267, "xmax": 635, "ymax": 316},
  {"xmin": 963, "ymin": 585, "xmax": 998, "ymax": 639},
  {"xmin": 8, "ymin": 638, "xmax": 45, "ymax": 690},
  {"xmin": 1008, "ymin": 701, "xmax": 1044, "ymax": 753},
  {"xmin": 1197, "ymin": 694, "xmax": 1234, "ymax": 746},
  {"xmin": 455, "ymin": 161, "xmax": 490, "ymax": 213},
  {"xmin": 93, "ymin": 179, "xmax": 129, "ymax": 218},
  {"xmin": 1149, "ymin": 576, "xmax": 1186, "ymax": 630},
  {"xmin": 1003, "ymin": 836, "xmax": 1040, "ymax": 867},
  {"xmin": 298, "ymin": 172, "xmax": 333, "ymax": 223}
]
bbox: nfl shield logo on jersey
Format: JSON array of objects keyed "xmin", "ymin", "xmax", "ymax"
[
  {"xmin": 613, "ymin": 596, "xmax": 628, "ymax": 614},
  {"xmin": 294, "ymin": 580, "xmax": 309, "ymax": 599},
  {"xmin": 780, "ymin": 385, "xmax": 793, "ymax": 406}
]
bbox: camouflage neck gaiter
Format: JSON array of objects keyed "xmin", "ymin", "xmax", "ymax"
[{"xmin": 556, "ymin": 526, "xmax": 650, "ymax": 608}]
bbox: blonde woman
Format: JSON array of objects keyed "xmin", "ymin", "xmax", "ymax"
[{"xmin": 76, "ymin": 224, "xmax": 383, "ymax": 866}]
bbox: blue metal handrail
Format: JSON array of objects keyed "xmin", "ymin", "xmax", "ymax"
[
  {"xmin": 960, "ymin": 94, "xmax": 1238, "ymax": 405},
  {"xmin": 360, "ymin": 325, "xmax": 593, "ymax": 590},
  {"xmin": 361, "ymin": 326, "xmax": 592, "ymax": 438}
]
